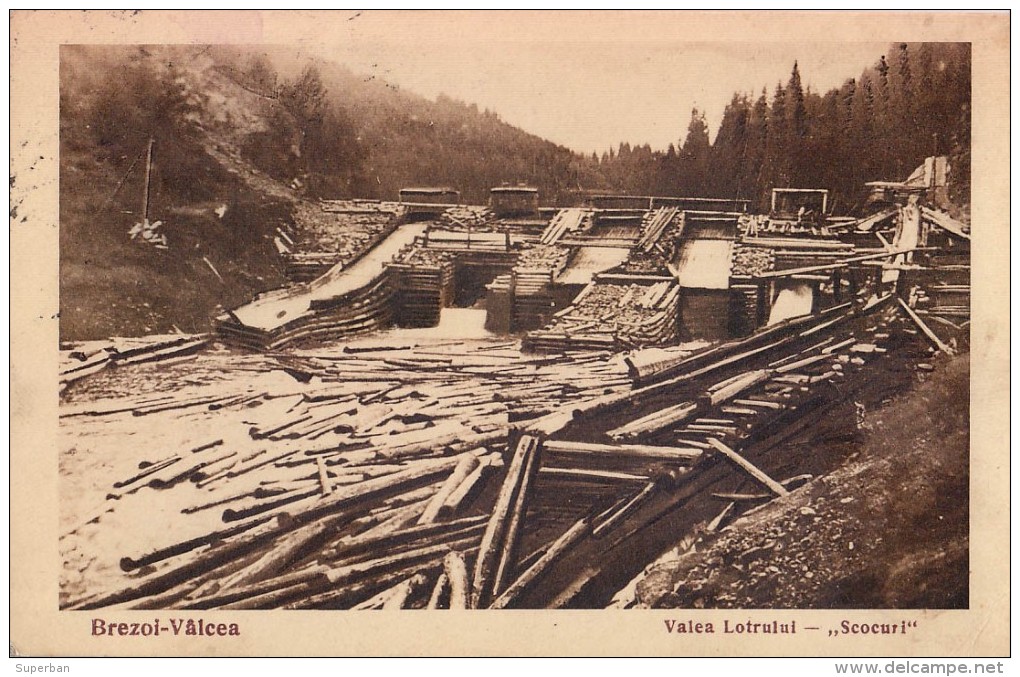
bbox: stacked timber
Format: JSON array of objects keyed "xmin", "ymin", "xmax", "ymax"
[
  {"xmin": 480, "ymin": 244, "xmax": 572, "ymax": 332},
  {"xmin": 439, "ymin": 206, "xmax": 495, "ymax": 231},
  {"xmin": 925, "ymin": 284, "xmax": 970, "ymax": 318},
  {"xmin": 319, "ymin": 200, "xmax": 403, "ymax": 215},
  {"xmin": 515, "ymin": 244, "xmax": 571, "ymax": 277},
  {"xmin": 741, "ymin": 236, "xmax": 854, "ymax": 272},
  {"xmin": 493, "ymin": 218, "xmax": 552, "ymax": 239},
  {"xmin": 284, "ymin": 252, "xmax": 343, "ymax": 282},
  {"xmin": 485, "ymin": 274, "xmax": 515, "ymax": 333},
  {"xmin": 216, "ymin": 274, "xmax": 395, "ymax": 351},
  {"xmin": 389, "ymin": 261, "xmax": 457, "ymax": 328},
  {"xmin": 730, "ymin": 245, "xmax": 775, "ymax": 277},
  {"xmin": 637, "ymin": 206, "xmax": 680, "ymax": 252},
  {"xmin": 511, "ymin": 269, "xmax": 556, "ymax": 331},
  {"xmin": 422, "ymin": 229, "xmax": 512, "ymax": 253},
  {"xmin": 392, "ymin": 240, "xmax": 457, "ymax": 268},
  {"xmin": 539, "ymin": 209, "xmax": 588, "ymax": 245},
  {"xmin": 610, "ymin": 250, "xmax": 672, "ymax": 277},
  {"xmin": 285, "ymin": 202, "xmax": 403, "ymax": 277},
  {"xmin": 526, "ymin": 278, "xmax": 681, "ymax": 352},
  {"xmin": 728, "ymin": 278, "xmax": 760, "ymax": 335}
]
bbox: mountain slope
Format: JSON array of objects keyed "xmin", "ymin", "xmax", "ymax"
[{"xmin": 58, "ymin": 45, "xmax": 599, "ymax": 341}]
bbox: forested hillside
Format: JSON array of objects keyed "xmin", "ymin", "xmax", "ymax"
[
  {"xmin": 209, "ymin": 45, "xmax": 602, "ymax": 204},
  {"xmin": 595, "ymin": 43, "xmax": 971, "ymax": 213},
  {"xmin": 59, "ymin": 42, "xmax": 969, "ymax": 340},
  {"xmin": 58, "ymin": 45, "xmax": 599, "ymax": 340}
]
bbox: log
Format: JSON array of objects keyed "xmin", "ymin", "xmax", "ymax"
[
  {"xmin": 418, "ymin": 453, "xmax": 481, "ymax": 525},
  {"xmin": 316, "ymin": 457, "xmax": 332, "ymax": 496},
  {"xmin": 701, "ymin": 369, "xmax": 771, "ymax": 406},
  {"xmin": 113, "ymin": 456, "xmax": 180, "ymax": 489},
  {"xmin": 822, "ymin": 337, "xmax": 857, "ymax": 354},
  {"xmin": 492, "ymin": 439, "xmax": 541, "ymax": 595},
  {"xmin": 897, "ymin": 297, "xmax": 956, "ymax": 356},
  {"xmin": 538, "ymin": 467, "xmax": 649, "ymax": 483},
  {"xmin": 592, "ymin": 481, "xmax": 657, "ymax": 538},
  {"xmin": 470, "ymin": 435, "xmax": 538, "ymax": 608},
  {"xmin": 216, "ymin": 580, "xmax": 315, "ymax": 611},
  {"xmin": 705, "ymin": 438, "xmax": 789, "ymax": 497},
  {"xmin": 382, "ymin": 573, "xmax": 430, "ymax": 609},
  {"xmin": 444, "ymin": 551, "xmax": 470, "ymax": 609},
  {"xmin": 323, "ymin": 537, "xmax": 479, "ymax": 588},
  {"xmin": 438, "ymin": 452, "xmax": 501, "ymax": 518},
  {"xmin": 148, "ymin": 450, "xmax": 238, "ymax": 489},
  {"xmin": 329, "ymin": 515, "xmax": 488, "ymax": 563},
  {"xmin": 488, "ymin": 516, "xmax": 593, "ymax": 610},
  {"xmin": 543, "ymin": 440, "xmax": 701, "ymax": 463},
  {"xmin": 731, "ymin": 398, "xmax": 784, "ymax": 410},
  {"xmin": 285, "ymin": 564, "xmax": 444, "ymax": 610},
  {"xmin": 427, "ymin": 573, "xmax": 449, "ymax": 610},
  {"xmin": 247, "ymin": 454, "xmax": 463, "ymax": 527},
  {"xmin": 710, "ymin": 474, "xmax": 813, "ymax": 501},
  {"xmin": 118, "ymin": 514, "xmax": 276, "ymax": 572},
  {"xmin": 707, "ymin": 502, "xmax": 734, "ymax": 532},
  {"xmin": 606, "ymin": 401, "xmax": 699, "ymax": 441},
  {"xmin": 355, "ymin": 499, "xmax": 429, "ymax": 539},
  {"xmin": 216, "ymin": 514, "xmax": 350, "ymax": 590},
  {"xmin": 754, "ymin": 248, "xmax": 927, "ymax": 278},
  {"xmin": 184, "ymin": 564, "xmax": 332, "ymax": 610}
]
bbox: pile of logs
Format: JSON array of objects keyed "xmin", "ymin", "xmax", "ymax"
[
  {"xmin": 515, "ymin": 244, "xmax": 571, "ymax": 276},
  {"xmin": 290, "ymin": 202, "xmax": 402, "ymax": 266},
  {"xmin": 283, "ymin": 252, "xmax": 343, "ymax": 282},
  {"xmin": 439, "ymin": 206, "xmax": 495, "ymax": 231},
  {"xmin": 63, "ymin": 277, "xmax": 950, "ymax": 610},
  {"xmin": 613, "ymin": 251, "xmax": 672, "ymax": 276},
  {"xmin": 389, "ymin": 262, "xmax": 456, "ymax": 328},
  {"xmin": 539, "ymin": 209, "xmax": 588, "ymax": 245},
  {"xmin": 61, "ymin": 339, "xmax": 635, "ymax": 610},
  {"xmin": 392, "ymin": 238, "xmax": 458, "ymax": 268},
  {"xmin": 216, "ymin": 274, "xmax": 396, "ymax": 351},
  {"xmin": 730, "ymin": 245, "xmax": 775, "ymax": 277},
  {"xmin": 741, "ymin": 236, "xmax": 854, "ymax": 272},
  {"xmin": 637, "ymin": 206, "xmax": 680, "ymax": 252},
  {"xmin": 526, "ymin": 279, "xmax": 681, "ymax": 352},
  {"xmin": 60, "ymin": 334, "xmax": 208, "ymax": 393}
]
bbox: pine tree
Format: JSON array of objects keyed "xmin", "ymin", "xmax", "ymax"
[
  {"xmin": 710, "ymin": 93, "xmax": 750, "ymax": 197},
  {"xmin": 679, "ymin": 107, "xmax": 711, "ymax": 195}
]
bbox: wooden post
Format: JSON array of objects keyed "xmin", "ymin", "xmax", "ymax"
[{"xmin": 141, "ymin": 137, "xmax": 154, "ymax": 224}]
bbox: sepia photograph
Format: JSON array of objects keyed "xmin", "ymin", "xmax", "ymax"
[{"xmin": 10, "ymin": 9, "xmax": 1009, "ymax": 659}]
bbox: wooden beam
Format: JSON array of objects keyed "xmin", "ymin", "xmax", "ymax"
[
  {"xmin": 543, "ymin": 440, "xmax": 701, "ymax": 462},
  {"xmin": 896, "ymin": 297, "xmax": 956, "ymax": 356},
  {"xmin": 706, "ymin": 438, "xmax": 789, "ymax": 497},
  {"xmin": 754, "ymin": 247, "xmax": 932, "ymax": 279}
]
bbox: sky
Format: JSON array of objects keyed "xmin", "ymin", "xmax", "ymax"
[{"xmin": 307, "ymin": 12, "xmax": 890, "ymax": 155}]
